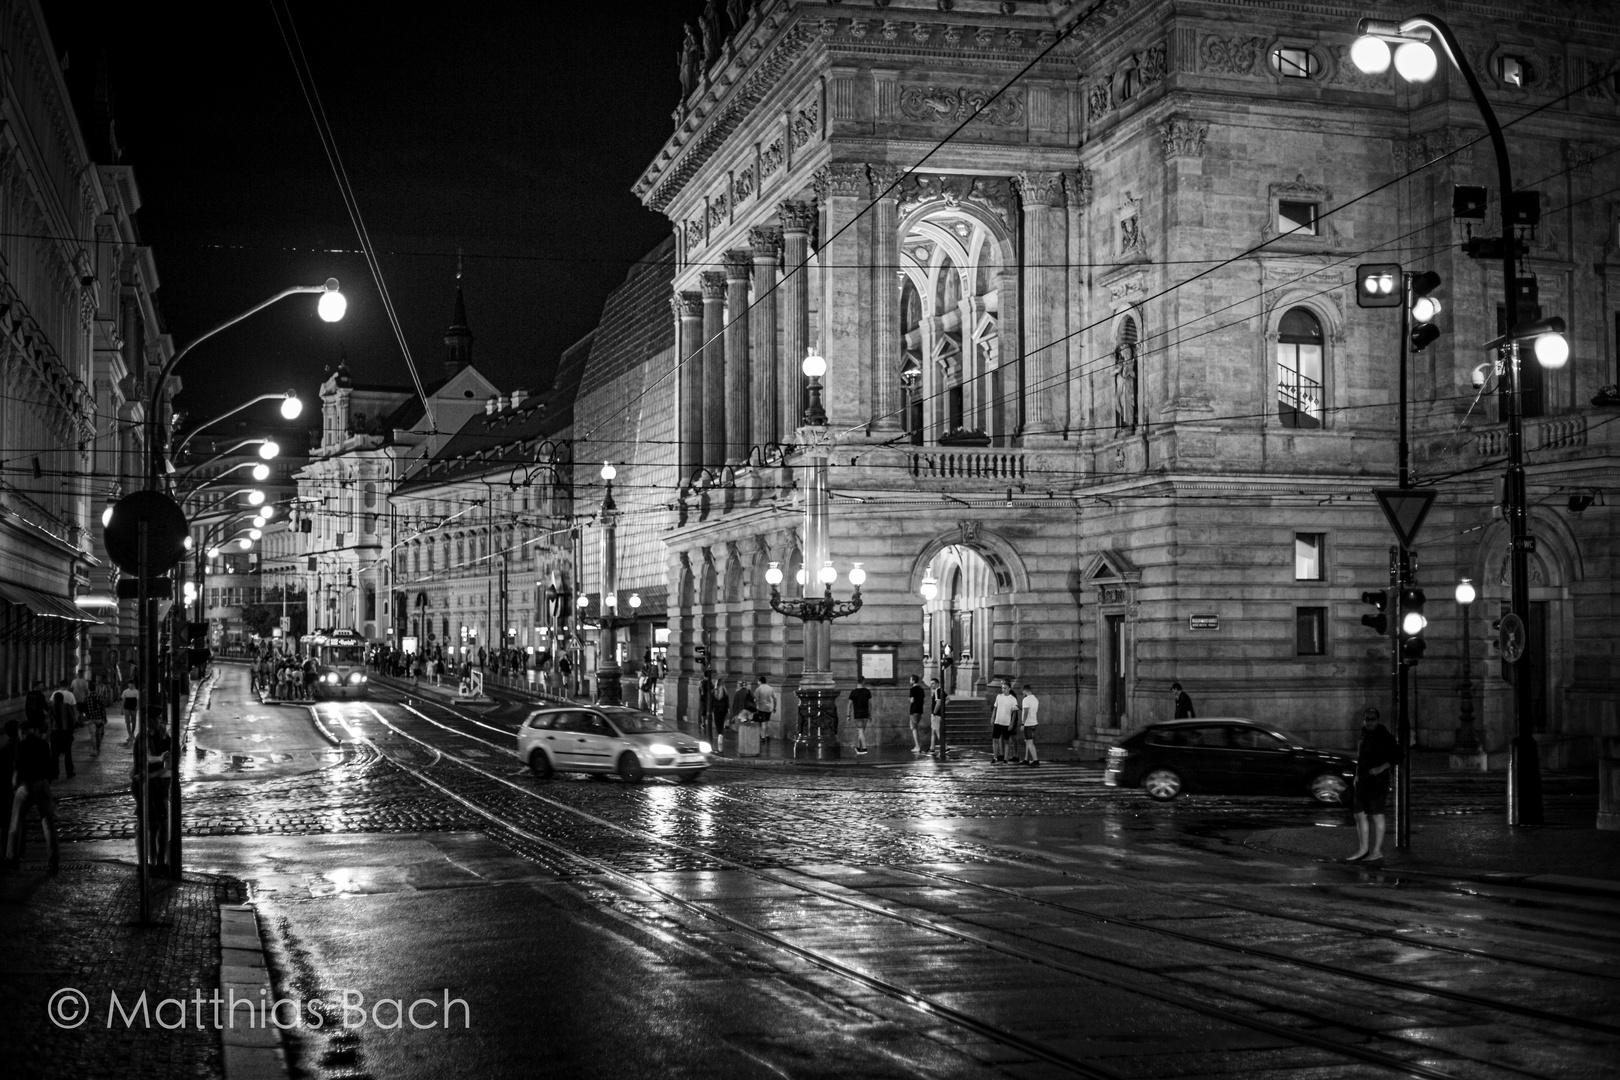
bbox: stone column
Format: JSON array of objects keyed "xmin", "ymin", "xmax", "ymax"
[
  {"xmin": 749, "ymin": 227, "xmax": 781, "ymax": 448},
  {"xmin": 722, "ymin": 251, "xmax": 752, "ymax": 464},
  {"xmin": 868, "ymin": 164, "xmax": 904, "ymax": 433},
  {"xmin": 1016, "ymin": 171, "xmax": 1067, "ymax": 440},
  {"xmin": 813, "ymin": 162, "xmax": 870, "ymax": 429},
  {"xmin": 699, "ymin": 272, "xmax": 727, "ymax": 472},
  {"xmin": 778, "ymin": 201, "xmax": 815, "ymax": 438},
  {"xmin": 674, "ymin": 291, "xmax": 704, "ymax": 486}
]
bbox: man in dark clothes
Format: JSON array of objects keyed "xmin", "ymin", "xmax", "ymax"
[
  {"xmin": 1171, "ymin": 681, "xmax": 1196, "ymax": 719},
  {"xmin": 6, "ymin": 722, "xmax": 59, "ymax": 870},
  {"xmin": 1346, "ymin": 707, "xmax": 1399, "ymax": 863}
]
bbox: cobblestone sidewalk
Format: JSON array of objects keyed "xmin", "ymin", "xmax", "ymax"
[{"xmin": 0, "ymin": 860, "xmax": 245, "ymax": 1079}]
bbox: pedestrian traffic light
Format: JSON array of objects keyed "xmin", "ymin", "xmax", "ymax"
[
  {"xmin": 1409, "ymin": 271, "xmax": 1443, "ymax": 351},
  {"xmin": 1360, "ymin": 590, "xmax": 1389, "ymax": 634},
  {"xmin": 1356, "ymin": 264, "xmax": 1402, "ymax": 308},
  {"xmin": 1399, "ymin": 587, "xmax": 1427, "ymax": 661}
]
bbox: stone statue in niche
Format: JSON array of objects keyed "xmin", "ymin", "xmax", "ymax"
[
  {"xmin": 678, "ymin": 25, "xmax": 700, "ymax": 99},
  {"xmin": 700, "ymin": 0, "xmax": 721, "ymax": 64},
  {"xmin": 1113, "ymin": 340, "xmax": 1138, "ymax": 433}
]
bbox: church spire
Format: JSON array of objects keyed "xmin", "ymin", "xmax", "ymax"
[{"xmin": 444, "ymin": 250, "xmax": 473, "ymax": 378}]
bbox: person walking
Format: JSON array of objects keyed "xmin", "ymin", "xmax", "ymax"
[
  {"xmin": 120, "ymin": 680, "xmax": 139, "ymax": 744},
  {"xmin": 907, "ymin": 675, "xmax": 927, "ymax": 754},
  {"xmin": 1172, "ymin": 681, "xmax": 1196, "ymax": 719},
  {"xmin": 71, "ymin": 668, "xmax": 92, "ymax": 726},
  {"xmin": 6, "ymin": 721, "xmax": 59, "ymax": 871},
  {"xmin": 847, "ymin": 676, "xmax": 873, "ymax": 755},
  {"xmin": 48, "ymin": 679, "xmax": 77, "ymax": 780},
  {"xmin": 1345, "ymin": 707, "xmax": 1399, "ymax": 864},
  {"xmin": 1019, "ymin": 684, "xmax": 1040, "ymax": 766},
  {"xmin": 707, "ymin": 675, "xmax": 729, "ymax": 745},
  {"xmin": 83, "ymin": 682, "xmax": 109, "ymax": 756},
  {"xmin": 131, "ymin": 722, "xmax": 172, "ymax": 871},
  {"xmin": 752, "ymin": 675, "xmax": 778, "ymax": 742},
  {"xmin": 990, "ymin": 678, "xmax": 1018, "ymax": 763},
  {"xmin": 929, "ymin": 677, "xmax": 947, "ymax": 759},
  {"xmin": 726, "ymin": 678, "xmax": 755, "ymax": 752}
]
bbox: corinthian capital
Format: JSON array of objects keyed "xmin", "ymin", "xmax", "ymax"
[
  {"xmin": 674, "ymin": 290, "xmax": 703, "ymax": 318},
  {"xmin": 1014, "ymin": 170, "xmax": 1064, "ymax": 209},
  {"xmin": 723, "ymin": 250, "xmax": 753, "ymax": 280},
  {"xmin": 778, "ymin": 200, "xmax": 816, "ymax": 235},
  {"xmin": 748, "ymin": 225, "xmax": 782, "ymax": 259},
  {"xmin": 699, "ymin": 271, "xmax": 728, "ymax": 300},
  {"xmin": 811, "ymin": 161, "xmax": 869, "ymax": 201},
  {"xmin": 867, "ymin": 163, "xmax": 907, "ymax": 195}
]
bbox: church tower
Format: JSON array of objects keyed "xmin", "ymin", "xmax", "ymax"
[{"xmin": 443, "ymin": 254, "xmax": 473, "ymax": 378}]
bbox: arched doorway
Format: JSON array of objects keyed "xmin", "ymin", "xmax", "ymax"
[{"xmin": 918, "ymin": 540, "xmax": 1016, "ymax": 698}]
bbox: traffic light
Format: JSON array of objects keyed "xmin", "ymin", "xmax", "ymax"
[
  {"xmin": 1360, "ymin": 590, "xmax": 1390, "ymax": 634},
  {"xmin": 1356, "ymin": 264, "xmax": 1402, "ymax": 308},
  {"xmin": 1399, "ymin": 587, "xmax": 1427, "ymax": 661},
  {"xmin": 1409, "ymin": 271, "xmax": 1443, "ymax": 351}
]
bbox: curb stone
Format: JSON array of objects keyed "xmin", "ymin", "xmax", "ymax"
[{"xmin": 218, "ymin": 903, "xmax": 289, "ymax": 1080}]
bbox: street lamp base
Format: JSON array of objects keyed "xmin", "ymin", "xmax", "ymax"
[
  {"xmin": 596, "ymin": 669, "xmax": 623, "ymax": 707},
  {"xmin": 796, "ymin": 684, "xmax": 841, "ymax": 759}
]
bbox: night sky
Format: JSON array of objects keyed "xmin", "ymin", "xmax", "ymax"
[{"xmin": 47, "ymin": 3, "xmax": 709, "ymax": 440}]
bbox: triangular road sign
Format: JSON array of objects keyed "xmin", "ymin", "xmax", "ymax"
[{"xmin": 1374, "ymin": 488, "xmax": 1436, "ymax": 549}]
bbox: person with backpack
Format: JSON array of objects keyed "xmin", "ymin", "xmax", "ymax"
[{"xmin": 48, "ymin": 678, "xmax": 77, "ymax": 779}]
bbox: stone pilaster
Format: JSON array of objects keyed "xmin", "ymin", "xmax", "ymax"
[
  {"xmin": 674, "ymin": 290, "xmax": 704, "ymax": 486},
  {"xmin": 1016, "ymin": 170, "xmax": 1068, "ymax": 439},
  {"xmin": 749, "ymin": 226, "xmax": 781, "ymax": 448},
  {"xmin": 868, "ymin": 164, "xmax": 904, "ymax": 433},
  {"xmin": 699, "ymin": 271, "xmax": 727, "ymax": 472},
  {"xmin": 722, "ymin": 250, "xmax": 752, "ymax": 464},
  {"xmin": 778, "ymin": 201, "xmax": 815, "ymax": 437},
  {"xmin": 812, "ymin": 162, "xmax": 870, "ymax": 429}
]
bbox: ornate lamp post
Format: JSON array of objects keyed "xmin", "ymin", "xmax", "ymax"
[
  {"xmin": 1450, "ymin": 578, "xmax": 1487, "ymax": 771},
  {"xmin": 1351, "ymin": 16, "xmax": 1570, "ymax": 825},
  {"xmin": 592, "ymin": 462, "xmax": 637, "ymax": 705},
  {"xmin": 765, "ymin": 348, "xmax": 864, "ymax": 757}
]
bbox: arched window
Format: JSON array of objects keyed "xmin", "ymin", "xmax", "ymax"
[
  {"xmin": 1113, "ymin": 315, "xmax": 1140, "ymax": 433},
  {"xmin": 1277, "ymin": 307, "xmax": 1324, "ymax": 428}
]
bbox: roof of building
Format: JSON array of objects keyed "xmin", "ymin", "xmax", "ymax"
[{"xmin": 576, "ymin": 237, "xmax": 676, "ymax": 400}]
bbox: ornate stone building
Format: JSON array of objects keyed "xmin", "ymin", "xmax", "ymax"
[{"xmin": 594, "ymin": 0, "xmax": 1618, "ymax": 766}]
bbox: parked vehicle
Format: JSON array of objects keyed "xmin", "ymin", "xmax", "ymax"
[
  {"xmin": 518, "ymin": 705, "xmax": 710, "ymax": 783},
  {"xmin": 1104, "ymin": 718, "xmax": 1354, "ymax": 803}
]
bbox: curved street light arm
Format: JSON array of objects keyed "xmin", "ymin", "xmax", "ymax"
[
  {"xmin": 174, "ymin": 393, "xmax": 287, "ymax": 460},
  {"xmin": 174, "ymin": 438, "xmax": 273, "ymax": 489},
  {"xmin": 177, "ymin": 461, "xmax": 264, "ymax": 505},
  {"xmin": 146, "ymin": 283, "xmax": 331, "ymax": 488}
]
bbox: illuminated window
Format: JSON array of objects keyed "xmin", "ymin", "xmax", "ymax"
[
  {"xmin": 1294, "ymin": 533, "xmax": 1325, "ymax": 581},
  {"xmin": 1277, "ymin": 308, "xmax": 1324, "ymax": 428}
]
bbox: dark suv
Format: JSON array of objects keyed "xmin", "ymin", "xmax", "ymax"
[{"xmin": 1104, "ymin": 718, "xmax": 1354, "ymax": 803}]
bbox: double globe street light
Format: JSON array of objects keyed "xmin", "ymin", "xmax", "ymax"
[{"xmin": 1351, "ymin": 14, "xmax": 1558, "ymax": 825}]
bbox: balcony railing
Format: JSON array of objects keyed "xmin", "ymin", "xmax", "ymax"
[
  {"xmin": 1277, "ymin": 366, "xmax": 1323, "ymax": 426},
  {"xmin": 1475, "ymin": 413, "xmax": 1587, "ymax": 457},
  {"xmin": 905, "ymin": 446, "xmax": 1027, "ymax": 481}
]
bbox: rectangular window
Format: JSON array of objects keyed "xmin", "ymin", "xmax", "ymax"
[
  {"xmin": 1295, "ymin": 607, "xmax": 1327, "ymax": 656},
  {"xmin": 1278, "ymin": 200, "xmax": 1318, "ymax": 236},
  {"xmin": 1294, "ymin": 533, "xmax": 1325, "ymax": 580},
  {"xmin": 1275, "ymin": 47, "xmax": 1312, "ymax": 78}
]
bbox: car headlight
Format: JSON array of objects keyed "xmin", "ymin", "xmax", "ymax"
[
  {"xmin": 325, "ymin": 672, "xmax": 338, "ymax": 684},
  {"xmin": 348, "ymin": 672, "xmax": 363, "ymax": 684},
  {"xmin": 697, "ymin": 740, "xmax": 712, "ymax": 754},
  {"xmin": 648, "ymin": 743, "xmax": 676, "ymax": 756}
]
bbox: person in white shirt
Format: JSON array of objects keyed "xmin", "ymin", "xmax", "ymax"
[
  {"xmin": 1019, "ymin": 684, "xmax": 1040, "ymax": 766},
  {"xmin": 990, "ymin": 678, "xmax": 1018, "ymax": 763}
]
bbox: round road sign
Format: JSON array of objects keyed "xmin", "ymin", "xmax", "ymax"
[{"xmin": 102, "ymin": 490, "xmax": 190, "ymax": 576}]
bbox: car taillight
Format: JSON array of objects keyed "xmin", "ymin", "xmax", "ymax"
[{"xmin": 1107, "ymin": 747, "xmax": 1127, "ymax": 760}]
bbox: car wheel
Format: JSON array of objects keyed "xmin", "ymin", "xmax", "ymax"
[
  {"xmin": 1310, "ymin": 772, "xmax": 1350, "ymax": 805},
  {"xmin": 617, "ymin": 752, "xmax": 645, "ymax": 784},
  {"xmin": 527, "ymin": 749, "xmax": 552, "ymax": 780},
  {"xmin": 1143, "ymin": 767, "xmax": 1183, "ymax": 801}
]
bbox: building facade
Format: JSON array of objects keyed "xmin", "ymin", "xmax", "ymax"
[{"xmin": 587, "ymin": 0, "xmax": 1619, "ymax": 773}]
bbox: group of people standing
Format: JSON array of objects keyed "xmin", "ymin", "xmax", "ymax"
[
  {"xmin": 696, "ymin": 671, "xmax": 779, "ymax": 750},
  {"xmin": 3, "ymin": 668, "xmax": 163, "ymax": 873}
]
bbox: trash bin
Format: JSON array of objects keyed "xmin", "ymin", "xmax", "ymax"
[{"xmin": 737, "ymin": 721, "xmax": 761, "ymax": 757}]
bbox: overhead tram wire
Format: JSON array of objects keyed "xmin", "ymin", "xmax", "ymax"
[
  {"xmin": 270, "ymin": 0, "xmax": 438, "ymax": 436},
  {"xmin": 578, "ymin": 0, "xmax": 1115, "ymax": 444}
]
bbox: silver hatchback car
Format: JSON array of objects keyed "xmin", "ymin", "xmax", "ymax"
[{"xmin": 517, "ymin": 705, "xmax": 711, "ymax": 782}]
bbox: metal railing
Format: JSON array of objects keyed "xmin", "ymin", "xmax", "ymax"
[
  {"xmin": 904, "ymin": 446, "xmax": 1027, "ymax": 481},
  {"xmin": 1277, "ymin": 366, "xmax": 1323, "ymax": 425}
]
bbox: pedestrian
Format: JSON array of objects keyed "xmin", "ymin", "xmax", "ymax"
[
  {"xmin": 24, "ymin": 679, "xmax": 48, "ymax": 732},
  {"xmin": 639, "ymin": 668, "xmax": 656, "ymax": 711},
  {"xmin": 71, "ymin": 668, "xmax": 92, "ymax": 725},
  {"xmin": 990, "ymin": 678, "xmax": 1018, "ymax": 764},
  {"xmin": 727, "ymin": 678, "xmax": 755, "ymax": 750},
  {"xmin": 1345, "ymin": 707, "xmax": 1398, "ymax": 864},
  {"xmin": 48, "ymin": 678, "xmax": 77, "ymax": 780},
  {"xmin": 848, "ymin": 675, "xmax": 873, "ymax": 754},
  {"xmin": 6, "ymin": 720, "xmax": 59, "ymax": 871},
  {"xmin": 707, "ymin": 675, "xmax": 729, "ymax": 744},
  {"xmin": 84, "ymin": 682, "xmax": 109, "ymax": 756},
  {"xmin": 907, "ymin": 675, "xmax": 927, "ymax": 754},
  {"xmin": 929, "ymin": 677, "xmax": 947, "ymax": 759},
  {"xmin": 302, "ymin": 656, "xmax": 319, "ymax": 701},
  {"xmin": 752, "ymin": 674, "xmax": 778, "ymax": 742},
  {"xmin": 132, "ymin": 720, "xmax": 172, "ymax": 871},
  {"xmin": 121, "ymin": 680, "xmax": 139, "ymax": 743},
  {"xmin": 1171, "ymin": 681, "xmax": 1196, "ymax": 719},
  {"xmin": 1020, "ymin": 683, "xmax": 1040, "ymax": 766}
]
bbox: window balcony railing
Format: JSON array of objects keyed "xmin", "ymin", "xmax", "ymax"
[
  {"xmin": 1474, "ymin": 412, "xmax": 1588, "ymax": 457},
  {"xmin": 1277, "ymin": 366, "xmax": 1323, "ymax": 424}
]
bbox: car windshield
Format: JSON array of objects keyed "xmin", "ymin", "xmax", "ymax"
[{"xmin": 602, "ymin": 709, "xmax": 676, "ymax": 734}]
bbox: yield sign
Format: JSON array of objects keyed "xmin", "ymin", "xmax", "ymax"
[{"xmin": 1374, "ymin": 488, "xmax": 1436, "ymax": 549}]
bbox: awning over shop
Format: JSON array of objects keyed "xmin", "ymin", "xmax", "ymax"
[{"xmin": 0, "ymin": 582, "xmax": 101, "ymax": 626}]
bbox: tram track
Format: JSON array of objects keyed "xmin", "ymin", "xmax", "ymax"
[{"xmin": 340, "ymin": 693, "xmax": 1617, "ymax": 1079}]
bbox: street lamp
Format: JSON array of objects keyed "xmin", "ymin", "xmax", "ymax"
[
  {"xmin": 1353, "ymin": 13, "xmax": 1563, "ymax": 826},
  {"xmin": 591, "ymin": 462, "xmax": 634, "ymax": 705},
  {"xmin": 172, "ymin": 391, "xmax": 304, "ymax": 462},
  {"xmin": 1451, "ymin": 578, "xmax": 1485, "ymax": 770},
  {"xmin": 174, "ymin": 438, "xmax": 281, "ymax": 489}
]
